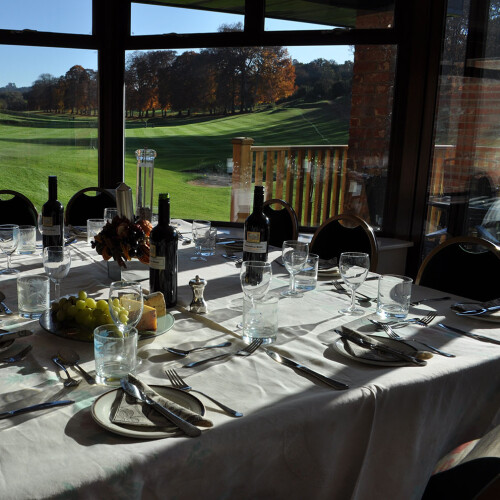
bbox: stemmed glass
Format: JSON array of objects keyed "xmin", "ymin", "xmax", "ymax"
[
  {"xmin": 43, "ymin": 246, "xmax": 71, "ymax": 300},
  {"xmin": 240, "ymin": 261, "xmax": 272, "ymax": 305},
  {"xmin": 108, "ymin": 281, "xmax": 143, "ymax": 333},
  {"xmin": 0, "ymin": 224, "xmax": 20, "ymax": 274},
  {"xmin": 338, "ymin": 252, "xmax": 370, "ymax": 315},
  {"xmin": 281, "ymin": 240, "xmax": 309, "ymax": 297},
  {"xmin": 191, "ymin": 220, "xmax": 211, "ymax": 261}
]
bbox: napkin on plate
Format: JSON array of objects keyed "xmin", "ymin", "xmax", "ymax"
[
  {"xmin": 111, "ymin": 374, "xmax": 213, "ymax": 428},
  {"xmin": 339, "ymin": 315, "xmax": 418, "ymax": 363}
]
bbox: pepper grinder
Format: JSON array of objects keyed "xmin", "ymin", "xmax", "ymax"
[{"xmin": 189, "ymin": 275, "xmax": 208, "ymax": 314}]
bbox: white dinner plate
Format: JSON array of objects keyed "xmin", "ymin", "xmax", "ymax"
[
  {"xmin": 91, "ymin": 385, "xmax": 205, "ymax": 439},
  {"xmin": 330, "ymin": 334, "xmax": 418, "ymax": 367}
]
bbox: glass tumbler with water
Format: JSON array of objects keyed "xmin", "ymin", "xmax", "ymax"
[{"xmin": 17, "ymin": 275, "xmax": 50, "ymax": 318}]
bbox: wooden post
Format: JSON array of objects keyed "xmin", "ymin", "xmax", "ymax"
[{"xmin": 231, "ymin": 137, "xmax": 254, "ymax": 222}]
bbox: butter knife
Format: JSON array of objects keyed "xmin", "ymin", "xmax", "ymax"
[
  {"xmin": 120, "ymin": 379, "xmax": 201, "ymax": 437},
  {"xmin": 265, "ymin": 350, "xmax": 349, "ymax": 389},
  {"xmin": 0, "ymin": 329, "xmax": 33, "ymax": 341},
  {"xmin": 0, "ymin": 400, "xmax": 74, "ymax": 419},
  {"xmin": 437, "ymin": 323, "xmax": 500, "ymax": 345},
  {"xmin": 334, "ymin": 329, "xmax": 427, "ymax": 366}
]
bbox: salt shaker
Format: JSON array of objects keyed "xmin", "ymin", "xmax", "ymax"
[{"xmin": 189, "ymin": 275, "xmax": 208, "ymax": 314}]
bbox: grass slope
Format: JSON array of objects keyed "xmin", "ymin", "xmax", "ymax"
[{"xmin": 0, "ymin": 99, "xmax": 348, "ymax": 220}]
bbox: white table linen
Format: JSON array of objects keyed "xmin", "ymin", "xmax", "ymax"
[{"xmin": 0, "ymin": 224, "xmax": 499, "ymax": 499}]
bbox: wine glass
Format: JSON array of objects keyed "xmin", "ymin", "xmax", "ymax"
[
  {"xmin": 281, "ymin": 240, "xmax": 309, "ymax": 297},
  {"xmin": 338, "ymin": 252, "xmax": 370, "ymax": 315},
  {"xmin": 103, "ymin": 207, "xmax": 118, "ymax": 224},
  {"xmin": 240, "ymin": 261, "xmax": 272, "ymax": 304},
  {"xmin": 0, "ymin": 224, "xmax": 20, "ymax": 274},
  {"xmin": 108, "ymin": 281, "xmax": 143, "ymax": 333},
  {"xmin": 191, "ymin": 220, "xmax": 211, "ymax": 261},
  {"xmin": 43, "ymin": 246, "xmax": 71, "ymax": 300}
]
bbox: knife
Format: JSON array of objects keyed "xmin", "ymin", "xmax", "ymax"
[
  {"xmin": 0, "ymin": 329, "xmax": 33, "ymax": 341},
  {"xmin": 0, "ymin": 302, "xmax": 12, "ymax": 315},
  {"xmin": 265, "ymin": 349, "xmax": 349, "ymax": 389},
  {"xmin": 120, "ymin": 379, "xmax": 201, "ymax": 437},
  {"xmin": 334, "ymin": 328, "xmax": 427, "ymax": 366},
  {"xmin": 437, "ymin": 323, "xmax": 500, "ymax": 345},
  {"xmin": 0, "ymin": 400, "xmax": 74, "ymax": 419}
]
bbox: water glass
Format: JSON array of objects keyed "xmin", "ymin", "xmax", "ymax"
[
  {"xmin": 103, "ymin": 208, "xmax": 118, "ymax": 224},
  {"xmin": 191, "ymin": 220, "xmax": 211, "ymax": 261},
  {"xmin": 376, "ymin": 274, "xmax": 413, "ymax": 319},
  {"xmin": 94, "ymin": 324, "xmax": 138, "ymax": 386},
  {"xmin": 17, "ymin": 275, "xmax": 50, "ymax": 318},
  {"xmin": 295, "ymin": 253, "xmax": 319, "ymax": 292},
  {"xmin": 200, "ymin": 227, "xmax": 217, "ymax": 257},
  {"xmin": 87, "ymin": 218, "xmax": 106, "ymax": 244},
  {"xmin": 242, "ymin": 295, "xmax": 279, "ymax": 345},
  {"xmin": 17, "ymin": 225, "xmax": 37, "ymax": 255}
]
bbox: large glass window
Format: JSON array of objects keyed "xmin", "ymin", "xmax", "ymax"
[
  {"xmin": 424, "ymin": 0, "xmax": 500, "ymax": 253},
  {"xmin": 0, "ymin": 0, "xmax": 92, "ymax": 35},
  {"xmin": 0, "ymin": 46, "xmax": 98, "ymax": 210}
]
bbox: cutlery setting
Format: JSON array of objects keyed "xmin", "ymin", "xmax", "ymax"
[
  {"xmin": 164, "ymin": 341, "xmax": 232, "ymax": 357},
  {"xmin": 184, "ymin": 339, "xmax": 263, "ymax": 368}
]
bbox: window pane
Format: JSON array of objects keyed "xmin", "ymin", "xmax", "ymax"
[
  {"xmin": 0, "ymin": 46, "xmax": 98, "ymax": 210},
  {"xmin": 0, "ymin": 0, "xmax": 92, "ymax": 35},
  {"xmin": 124, "ymin": 42, "xmax": 395, "ymax": 228},
  {"xmin": 424, "ymin": 0, "xmax": 500, "ymax": 255},
  {"xmin": 131, "ymin": 3, "xmax": 244, "ymax": 35}
]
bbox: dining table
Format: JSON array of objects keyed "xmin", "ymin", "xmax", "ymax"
[{"xmin": 0, "ymin": 220, "xmax": 500, "ymax": 500}]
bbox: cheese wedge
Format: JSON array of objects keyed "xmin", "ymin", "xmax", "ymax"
[
  {"xmin": 144, "ymin": 291, "xmax": 166, "ymax": 318},
  {"xmin": 120, "ymin": 296, "xmax": 157, "ymax": 331}
]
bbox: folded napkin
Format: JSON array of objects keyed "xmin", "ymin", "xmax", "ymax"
[
  {"xmin": 339, "ymin": 316, "xmax": 420, "ymax": 363},
  {"xmin": 111, "ymin": 374, "xmax": 213, "ymax": 429},
  {"xmin": 452, "ymin": 298, "xmax": 500, "ymax": 320}
]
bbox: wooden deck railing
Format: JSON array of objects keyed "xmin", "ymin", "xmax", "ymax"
[{"xmin": 231, "ymin": 138, "xmax": 500, "ymax": 229}]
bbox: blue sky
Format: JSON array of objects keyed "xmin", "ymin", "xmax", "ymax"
[{"xmin": 0, "ymin": 1, "xmax": 353, "ymax": 88}]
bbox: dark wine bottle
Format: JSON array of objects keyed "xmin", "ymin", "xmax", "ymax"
[
  {"xmin": 242, "ymin": 185, "xmax": 270, "ymax": 262},
  {"xmin": 42, "ymin": 175, "xmax": 64, "ymax": 248},
  {"xmin": 149, "ymin": 193, "xmax": 178, "ymax": 307}
]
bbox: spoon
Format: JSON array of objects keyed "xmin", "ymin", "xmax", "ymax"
[
  {"xmin": 0, "ymin": 291, "xmax": 12, "ymax": 315},
  {"xmin": 52, "ymin": 357, "xmax": 81, "ymax": 388},
  {"xmin": 453, "ymin": 303, "xmax": 500, "ymax": 316},
  {"xmin": 164, "ymin": 341, "xmax": 232, "ymax": 357},
  {"xmin": 57, "ymin": 348, "xmax": 96, "ymax": 384}
]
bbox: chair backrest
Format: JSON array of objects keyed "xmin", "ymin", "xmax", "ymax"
[
  {"xmin": 0, "ymin": 190, "xmax": 38, "ymax": 226},
  {"xmin": 65, "ymin": 187, "xmax": 117, "ymax": 226},
  {"xmin": 416, "ymin": 236, "xmax": 500, "ymax": 301},
  {"xmin": 310, "ymin": 214, "xmax": 378, "ymax": 271},
  {"xmin": 263, "ymin": 199, "xmax": 299, "ymax": 248}
]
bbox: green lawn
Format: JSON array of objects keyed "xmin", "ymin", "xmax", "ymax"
[{"xmin": 0, "ymin": 99, "xmax": 348, "ymax": 220}]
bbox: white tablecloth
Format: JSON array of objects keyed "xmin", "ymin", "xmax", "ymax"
[{"xmin": 0, "ymin": 224, "xmax": 500, "ymax": 500}]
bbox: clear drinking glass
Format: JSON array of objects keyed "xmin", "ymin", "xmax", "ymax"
[
  {"xmin": 103, "ymin": 207, "xmax": 118, "ymax": 224},
  {"xmin": 191, "ymin": 220, "xmax": 211, "ymax": 261},
  {"xmin": 108, "ymin": 280, "xmax": 144, "ymax": 333},
  {"xmin": 240, "ymin": 261, "xmax": 272, "ymax": 303},
  {"xmin": 281, "ymin": 240, "xmax": 309, "ymax": 297},
  {"xmin": 43, "ymin": 246, "xmax": 71, "ymax": 300},
  {"xmin": 0, "ymin": 224, "xmax": 20, "ymax": 274},
  {"xmin": 338, "ymin": 252, "xmax": 370, "ymax": 315}
]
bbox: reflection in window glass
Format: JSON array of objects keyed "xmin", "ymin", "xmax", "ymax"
[
  {"xmin": 0, "ymin": 0, "xmax": 92, "ymax": 34},
  {"xmin": 0, "ymin": 46, "xmax": 98, "ymax": 210},
  {"xmin": 425, "ymin": 0, "xmax": 500, "ymax": 255},
  {"xmin": 124, "ymin": 41, "xmax": 395, "ymax": 228},
  {"xmin": 131, "ymin": 3, "xmax": 244, "ymax": 35}
]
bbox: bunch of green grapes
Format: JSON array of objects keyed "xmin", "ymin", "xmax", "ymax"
[{"xmin": 52, "ymin": 290, "xmax": 118, "ymax": 330}]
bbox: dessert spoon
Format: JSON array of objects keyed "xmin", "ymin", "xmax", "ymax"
[
  {"xmin": 164, "ymin": 341, "xmax": 232, "ymax": 357},
  {"xmin": 57, "ymin": 348, "xmax": 96, "ymax": 384}
]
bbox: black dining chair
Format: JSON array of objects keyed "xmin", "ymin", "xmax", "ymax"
[
  {"xmin": 310, "ymin": 213, "xmax": 379, "ymax": 271},
  {"xmin": 416, "ymin": 236, "xmax": 500, "ymax": 302},
  {"xmin": 263, "ymin": 198, "xmax": 299, "ymax": 248},
  {"xmin": 0, "ymin": 190, "xmax": 38, "ymax": 226},
  {"xmin": 422, "ymin": 424, "xmax": 500, "ymax": 500},
  {"xmin": 65, "ymin": 187, "xmax": 117, "ymax": 227}
]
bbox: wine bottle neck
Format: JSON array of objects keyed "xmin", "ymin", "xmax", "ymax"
[
  {"xmin": 253, "ymin": 187, "xmax": 264, "ymax": 212},
  {"xmin": 158, "ymin": 196, "xmax": 171, "ymax": 226},
  {"xmin": 48, "ymin": 177, "xmax": 57, "ymax": 201}
]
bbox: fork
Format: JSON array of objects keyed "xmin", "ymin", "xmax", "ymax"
[
  {"xmin": 52, "ymin": 357, "xmax": 81, "ymax": 387},
  {"xmin": 184, "ymin": 339, "xmax": 263, "ymax": 368},
  {"xmin": 332, "ymin": 281, "xmax": 372, "ymax": 302},
  {"xmin": 370, "ymin": 320, "xmax": 455, "ymax": 358},
  {"xmin": 390, "ymin": 313, "xmax": 437, "ymax": 328},
  {"xmin": 165, "ymin": 369, "xmax": 243, "ymax": 417},
  {"xmin": 0, "ymin": 344, "xmax": 32, "ymax": 364}
]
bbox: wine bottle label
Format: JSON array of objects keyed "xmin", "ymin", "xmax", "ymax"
[
  {"xmin": 246, "ymin": 231, "xmax": 261, "ymax": 243},
  {"xmin": 42, "ymin": 216, "xmax": 61, "ymax": 236},
  {"xmin": 42, "ymin": 216, "xmax": 53, "ymax": 227},
  {"xmin": 149, "ymin": 256, "xmax": 166, "ymax": 270},
  {"xmin": 243, "ymin": 240, "xmax": 267, "ymax": 254}
]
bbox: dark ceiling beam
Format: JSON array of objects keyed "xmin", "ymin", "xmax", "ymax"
[{"xmin": 0, "ymin": 29, "xmax": 95, "ymax": 49}]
